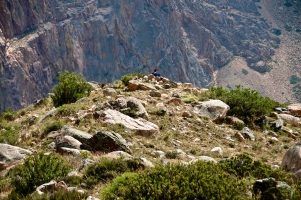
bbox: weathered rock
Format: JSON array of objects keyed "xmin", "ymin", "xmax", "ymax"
[
  {"xmin": 36, "ymin": 108, "xmax": 58, "ymax": 125},
  {"xmin": 225, "ymin": 116, "xmax": 244, "ymax": 125},
  {"xmin": 128, "ymin": 80, "xmax": 156, "ymax": 91},
  {"xmin": 0, "ymin": 144, "xmax": 32, "ymax": 170},
  {"xmin": 182, "ymin": 111, "xmax": 192, "ymax": 118},
  {"xmin": 63, "ymin": 136, "xmax": 82, "ymax": 150},
  {"xmin": 103, "ymin": 88, "xmax": 117, "ymax": 96},
  {"xmin": 211, "ymin": 147, "xmax": 223, "ymax": 156},
  {"xmin": 82, "ymin": 131, "xmax": 132, "ymax": 155},
  {"xmin": 60, "ymin": 125, "xmax": 92, "ymax": 143},
  {"xmin": 269, "ymin": 118, "xmax": 284, "ymax": 131},
  {"xmin": 281, "ymin": 143, "xmax": 301, "ymax": 172},
  {"xmin": 193, "ymin": 100, "xmax": 229, "ymax": 122},
  {"xmin": 125, "ymin": 97, "xmax": 149, "ymax": 119},
  {"xmin": 149, "ymin": 90, "xmax": 161, "ymax": 97},
  {"xmin": 288, "ymin": 104, "xmax": 301, "ymax": 116},
  {"xmin": 279, "ymin": 114, "xmax": 301, "ymax": 127},
  {"xmin": 240, "ymin": 127, "xmax": 255, "ymax": 141},
  {"xmin": 98, "ymin": 109, "xmax": 159, "ymax": 137},
  {"xmin": 188, "ymin": 156, "xmax": 217, "ymax": 164},
  {"xmin": 102, "ymin": 151, "xmax": 133, "ymax": 160}
]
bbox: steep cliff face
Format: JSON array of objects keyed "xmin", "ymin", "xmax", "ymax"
[{"xmin": 0, "ymin": 0, "xmax": 278, "ymax": 112}]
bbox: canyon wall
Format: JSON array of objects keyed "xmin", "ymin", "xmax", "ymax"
[{"xmin": 0, "ymin": 0, "xmax": 278, "ymax": 112}]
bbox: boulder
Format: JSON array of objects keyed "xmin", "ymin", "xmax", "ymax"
[
  {"xmin": 193, "ymin": 100, "xmax": 229, "ymax": 122},
  {"xmin": 36, "ymin": 108, "xmax": 58, "ymax": 125},
  {"xmin": 98, "ymin": 109, "xmax": 159, "ymax": 137},
  {"xmin": 102, "ymin": 151, "xmax": 133, "ymax": 159},
  {"xmin": 149, "ymin": 90, "xmax": 161, "ymax": 97},
  {"xmin": 240, "ymin": 127, "xmax": 255, "ymax": 141},
  {"xmin": 128, "ymin": 80, "xmax": 156, "ymax": 91},
  {"xmin": 103, "ymin": 88, "xmax": 117, "ymax": 96},
  {"xmin": 188, "ymin": 156, "xmax": 217, "ymax": 164},
  {"xmin": 60, "ymin": 125, "xmax": 93, "ymax": 143},
  {"xmin": 269, "ymin": 118, "xmax": 284, "ymax": 131},
  {"xmin": 0, "ymin": 144, "xmax": 32, "ymax": 170},
  {"xmin": 279, "ymin": 114, "xmax": 300, "ymax": 127},
  {"xmin": 82, "ymin": 131, "xmax": 132, "ymax": 155},
  {"xmin": 281, "ymin": 143, "xmax": 301, "ymax": 172},
  {"xmin": 288, "ymin": 103, "xmax": 301, "ymax": 116}
]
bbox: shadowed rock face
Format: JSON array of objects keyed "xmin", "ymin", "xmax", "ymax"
[{"xmin": 0, "ymin": 0, "xmax": 277, "ymax": 112}]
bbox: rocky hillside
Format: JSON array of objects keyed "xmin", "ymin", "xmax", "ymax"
[
  {"xmin": 1, "ymin": 75, "xmax": 301, "ymax": 199},
  {"xmin": 0, "ymin": 0, "xmax": 288, "ymax": 113}
]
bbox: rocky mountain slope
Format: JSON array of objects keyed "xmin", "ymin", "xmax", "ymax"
[
  {"xmin": 0, "ymin": 0, "xmax": 293, "ymax": 113},
  {"xmin": 1, "ymin": 75, "xmax": 301, "ymax": 199}
]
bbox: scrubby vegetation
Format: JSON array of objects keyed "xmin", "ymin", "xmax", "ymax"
[
  {"xmin": 9, "ymin": 152, "xmax": 71, "ymax": 196},
  {"xmin": 51, "ymin": 71, "xmax": 93, "ymax": 107},
  {"xmin": 205, "ymin": 85, "xmax": 280, "ymax": 125},
  {"xmin": 120, "ymin": 72, "xmax": 147, "ymax": 86}
]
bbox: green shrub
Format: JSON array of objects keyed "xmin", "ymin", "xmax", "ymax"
[
  {"xmin": 0, "ymin": 125, "xmax": 20, "ymax": 145},
  {"xmin": 272, "ymin": 29, "xmax": 282, "ymax": 36},
  {"xmin": 285, "ymin": 24, "xmax": 293, "ymax": 32},
  {"xmin": 242, "ymin": 69, "xmax": 249, "ymax": 75},
  {"xmin": 10, "ymin": 152, "xmax": 71, "ymax": 196},
  {"xmin": 51, "ymin": 71, "xmax": 93, "ymax": 107},
  {"xmin": 83, "ymin": 158, "xmax": 144, "ymax": 189},
  {"xmin": 290, "ymin": 75, "xmax": 301, "ymax": 84},
  {"xmin": 284, "ymin": 2, "xmax": 293, "ymax": 7},
  {"xmin": 101, "ymin": 161, "xmax": 249, "ymax": 200},
  {"xmin": 120, "ymin": 72, "xmax": 146, "ymax": 86},
  {"xmin": 8, "ymin": 190, "xmax": 88, "ymax": 200},
  {"xmin": 43, "ymin": 121, "xmax": 63, "ymax": 136},
  {"xmin": 1, "ymin": 108, "xmax": 17, "ymax": 121},
  {"xmin": 57, "ymin": 104, "xmax": 79, "ymax": 116},
  {"xmin": 220, "ymin": 154, "xmax": 290, "ymax": 181},
  {"xmin": 206, "ymin": 85, "xmax": 279, "ymax": 125}
]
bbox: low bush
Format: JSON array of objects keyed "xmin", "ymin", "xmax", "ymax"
[
  {"xmin": 42, "ymin": 121, "xmax": 63, "ymax": 136},
  {"xmin": 290, "ymin": 75, "xmax": 301, "ymax": 84},
  {"xmin": 0, "ymin": 108, "xmax": 17, "ymax": 121},
  {"xmin": 0, "ymin": 125, "xmax": 20, "ymax": 145},
  {"xmin": 120, "ymin": 72, "xmax": 146, "ymax": 86},
  {"xmin": 10, "ymin": 152, "xmax": 71, "ymax": 196},
  {"xmin": 51, "ymin": 71, "xmax": 93, "ymax": 107},
  {"xmin": 101, "ymin": 161, "xmax": 250, "ymax": 200},
  {"xmin": 206, "ymin": 85, "xmax": 279, "ymax": 125},
  {"xmin": 82, "ymin": 158, "xmax": 144, "ymax": 189}
]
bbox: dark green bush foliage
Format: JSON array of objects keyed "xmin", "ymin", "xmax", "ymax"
[
  {"xmin": 120, "ymin": 72, "xmax": 146, "ymax": 86},
  {"xmin": 242, "ymin": 69, "xmax": 249, "ymax": 75},
  {"xmin": 285, "ymin": 24, "xmax": 293, "ymax": 32},
  {"xmin": 284, "ymin": 2, "xmax": 293, "ymax": 7},
  {"xmin": 0, "ymin": 125, "xmax": 19, "ymax": 145},
  {"xmin": 51, "ymin": 71, "xmax": 93, "ymax": 107},
  {"xmin": 290, "ymin": 75, "xmax": 301, "ymax": 84},
  {"xmin": 8, "ymin": 190, "xmax": 88, "ymax": 200},
  {"xmin": 219, "ymin": 154, "xmax": 290, "ymax": 181},
  {"xmin": 10, "ymin": 152, "xmax": 71, "ymax": 196},
  {"xmin": 0, "ymin": 108, "xmax": 17, "ymax": 121},
  {"xmin": 83, "ymin": 158, "xmax": 144, "ymax": 189},
  {"xmin": 272, "ymin": 29, "xmax": 282, "ymax": 36},
  {"xmin": 293, "ymin": 84, "xmax": 301, "ymax": 102},
  {"xmin": 43, "ymin": 121, "xmax": 63, "ymax": 135},
  {"xmin": 206, "ymin": 85, "xmax": 279, "ymax": 124},
  {"xmin": 101, "ymin": 161, "xmax": 249, "ymax": 200},
  {"xmin": 296, "ymin": 28, "xmax": 301, "ymax": 33}
]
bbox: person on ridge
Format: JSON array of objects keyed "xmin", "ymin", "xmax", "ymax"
[{"xmin": 152, "ymin": 68, "xmax": 161, "ymax": 77}]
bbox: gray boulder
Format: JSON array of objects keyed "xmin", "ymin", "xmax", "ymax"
[
  {"xmin": 60, "ymin": 125, "xmax": 92, "ymax": 143},
  {"xmin": 241, "ymin": 127, "xmax": 255, "ymax": 141},
  {"xmin": 193, "ymin": 100, "xmax": 229, "ymax": 122},
  {"xmin": 0, "ymin": 144, "xmax": 32, "ymax": 170},
  {"xmin": 98, "ymin": 109, "xmax": 159, "ymax": 137},
  {"xmin": 82, "ymin": 131, "xmax": 132, "ymax": 155},
  {"xmin": 281, "ymin": 143, "xmax": 301, "ymax": 173}
]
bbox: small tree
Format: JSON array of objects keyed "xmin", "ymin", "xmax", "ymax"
[{"xmin": 51, "ymin": 71, "xmax": 93, "ymax": 107}]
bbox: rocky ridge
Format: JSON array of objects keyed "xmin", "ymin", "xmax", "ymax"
[{"xmin": 1, "ymin": 75, "xmax": 301, "ymax": 198}]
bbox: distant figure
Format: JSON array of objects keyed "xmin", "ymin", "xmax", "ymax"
[{"xmin": 152, "ymin": 68, "xmax": 161, "ymax": 77}]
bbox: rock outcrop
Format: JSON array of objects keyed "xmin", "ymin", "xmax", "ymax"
[{"xmin": 0, "ymin": 0, "xmax": 278, "ymax": 113}]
